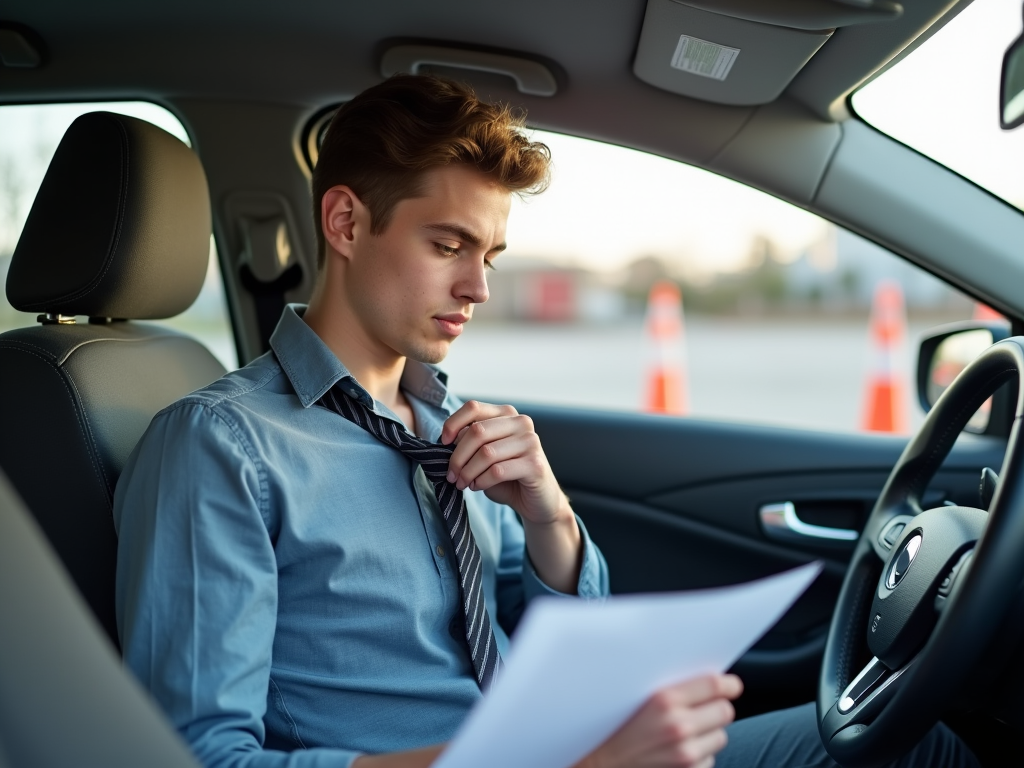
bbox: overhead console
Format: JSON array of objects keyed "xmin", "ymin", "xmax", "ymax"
[{"xmin": 633, "ymin": 0, "xmax": 903, "ymax": 106}]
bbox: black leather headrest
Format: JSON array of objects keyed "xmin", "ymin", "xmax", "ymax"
[{"xmin": 5, "ymin": 112, "xmax": 211, "ymax": 320}]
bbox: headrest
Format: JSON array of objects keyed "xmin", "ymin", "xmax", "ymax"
[{"xmin": 5, "ymin": 112, "xmax": 211, "ymax": 320}]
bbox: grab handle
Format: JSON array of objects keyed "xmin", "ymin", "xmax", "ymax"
[{"xmin": 381, "ymin": 45, "xmax": 557, "ymax": 97}]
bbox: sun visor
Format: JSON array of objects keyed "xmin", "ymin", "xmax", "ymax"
[{"xmin": 633, "ymin": 0, "xmax": 833, "ymax": 106}]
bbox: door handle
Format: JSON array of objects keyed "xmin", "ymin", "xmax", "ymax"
[{"xmin": 759, "ymin": 502, "xmax": 859, "ymax": 543}]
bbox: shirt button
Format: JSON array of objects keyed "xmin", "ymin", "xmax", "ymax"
[{"xmin": 436, "ymin": 545, "xmax": 446, "ymax": 558}]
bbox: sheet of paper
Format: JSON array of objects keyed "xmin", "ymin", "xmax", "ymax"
[{"xmin": 434, "ymin": 561, "xmax": 823, "ymax": 768}]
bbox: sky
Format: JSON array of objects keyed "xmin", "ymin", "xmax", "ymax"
[
  {"xmin": 506, "ymin": 131, "xmax": 829, "ymax": 276},
  {"xmin": 1, "ymin": 0, "xmax": 1021, "ymax": 275},
  {"xmin": 853, "ymin": 0, "xmax": 1024, "ymax": 209}
]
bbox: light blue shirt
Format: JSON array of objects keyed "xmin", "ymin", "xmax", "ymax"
[{"xmin": 114, "ymin": 304, "xmax": 610, "ymax": 768}]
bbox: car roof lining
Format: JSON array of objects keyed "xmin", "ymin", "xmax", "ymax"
[
  {"xmin": 0, "ymin": 0, "xmax": 975, "ymax": 193},
  {"xmin": 0, "ymin": 0, "xmax": 967, "ymax": 118}
]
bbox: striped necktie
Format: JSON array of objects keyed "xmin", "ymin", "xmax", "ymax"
[{"xmin": 316, "ymin": 382, "xmax": 502, "ymax": 690}]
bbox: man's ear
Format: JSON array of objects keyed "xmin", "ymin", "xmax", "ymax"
[{"xmin": 321, "ymin": 185, "xmax": 367, "ymax": 260}]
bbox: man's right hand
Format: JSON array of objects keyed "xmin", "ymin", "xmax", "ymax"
[
  {"xmin": 353, "ymin": 674, "xmax": 741, "ymax": 768},
  {"xmin": 576, "ymin": 674, "xmax": 743, "ymax": 768}
]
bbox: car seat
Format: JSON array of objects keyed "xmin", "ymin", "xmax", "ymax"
[
  {"xmin": 0, "ymin": 112, "xmax": 227, "ymax": 649},
  {"xmin": 0, "ymin": 467, "xmax": 201, "ymax": 767}
]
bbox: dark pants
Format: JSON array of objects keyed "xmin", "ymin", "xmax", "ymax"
[{"xmin": 717, "ymin": 703, "xmax": 980, "ymax": 768}]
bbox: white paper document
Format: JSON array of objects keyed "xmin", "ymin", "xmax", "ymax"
[{"xmin": 434, "ymin": 561, "xmax": 823, "ymax": 768}]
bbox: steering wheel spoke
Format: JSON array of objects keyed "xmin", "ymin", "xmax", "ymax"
[
  {"xmin": 822, "ymin": 656, "xmax": 913, "ymax": 742},
  {"xmin": 839, "ymin": 656, "xmax": 889, "ymax": 714}
]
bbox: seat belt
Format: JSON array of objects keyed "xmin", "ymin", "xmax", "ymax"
[{"xmin": 238, "ymin": 216, "xmax": 304, "ymax": 351}]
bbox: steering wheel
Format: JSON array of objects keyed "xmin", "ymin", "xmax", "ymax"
[{"xmin": 817, "ymin": 337, "xmax": 1024, "ymax": 767}]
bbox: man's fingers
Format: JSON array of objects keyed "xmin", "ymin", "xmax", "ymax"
[
  {"xmin": 440, "ymin": 400, "xmax": 517, "ymax": 445},
  {"xmin": 466, "ymin": 456, "xmax": 536, "ymax": 492},
  {"xmin": 639, "ymin": 690, "xmax": 735, "ymax": 752},
  {"xmin": 653, "ymin": 695, "xmax": 735, "ymax": 742},
  {"xmin": 445, "ymin": 414, "xmax": 533, "ymax": 480},
  {"xmin": 452, "ymin": 433, "xmax": 537, "ymax": 490},
  {"xmin": 666, "ymin": 674, "xmax": 743, "ymax": 708},
  {"xmin": 582, "ymin": 677, "xmax": 739, "ymax": 768},
  {"xmin": 668, "ymin": 729, "xmax": 726, "ymax": 768}
]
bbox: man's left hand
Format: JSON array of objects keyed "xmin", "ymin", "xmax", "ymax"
[
  {"xmin": 442, "ymin": 400, "xmax": 567, "ymax": 524},
  {"xmin": 442, "ymin": 400, "xmax": 583, "ymax": 592}
]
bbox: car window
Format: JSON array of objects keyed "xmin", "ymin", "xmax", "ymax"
[
  {"xmin": 0, "ymin": 101, "xmax": 238, "ymax": 370},
  {"xmin": 438, "ymin": 130, "xmax": 982, "ymax": 434},
  {"xmin": 853, "ymin": 0, "xmax": 1024, "ymax": 211}
]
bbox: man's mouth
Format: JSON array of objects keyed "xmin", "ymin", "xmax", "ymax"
[{"xmin": 434, "ymin": 313, "xmax": 469, "ymax": 337}]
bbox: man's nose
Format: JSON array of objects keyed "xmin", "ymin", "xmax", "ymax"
[{"xmin": 457, "ymin": 261, "xmax": 490, "ymax": 304}]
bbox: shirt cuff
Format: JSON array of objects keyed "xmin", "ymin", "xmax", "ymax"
[{"xmin": 522, "ymin": 514, "xmax": 610, "ymax": 602}]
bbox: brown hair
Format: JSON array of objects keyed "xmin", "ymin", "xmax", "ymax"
[{"xmin": 311, "ymin": 74, "xmax": 551, "ymax": 268}]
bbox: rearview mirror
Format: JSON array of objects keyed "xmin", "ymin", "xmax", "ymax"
[
  {"xmin": 917, "ymin": 321, "xmax": 1012, "ymax": 433},
  {"xmin": 1001, "ymin": 8, "xmax": 1024, "ymax": 129}
]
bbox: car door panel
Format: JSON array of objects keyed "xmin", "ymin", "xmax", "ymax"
[
  {"xmin": 519, "ymin": 403, "xmax": 1007, "ymax": 715},
  {"xmin": 651, "ymin": 473, "xmax": 978, "ymax": 547},
  {"xmin": 566, "ymin": 488, "xmax": 845, "ymax": 714}
]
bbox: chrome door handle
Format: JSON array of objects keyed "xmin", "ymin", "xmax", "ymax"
[{"xmin": 759, "ymin": 502, "xmax": 859, "ymax": 543}]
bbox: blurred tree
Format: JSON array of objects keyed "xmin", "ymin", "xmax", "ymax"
[{"xmin": 622, "ymin": 255, "xmax": 675, "ymax": 304}]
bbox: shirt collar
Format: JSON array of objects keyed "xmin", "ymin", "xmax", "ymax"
[{"xmin": 270, "ymin": 304, "xmax": 450, "ymax": 413}]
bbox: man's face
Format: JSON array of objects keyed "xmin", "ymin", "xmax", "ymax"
[{"xmin": 345, "ymin": 164, "xmax": 510, "ymax": 364}]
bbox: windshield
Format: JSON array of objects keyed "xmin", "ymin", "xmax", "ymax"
[{"xmin": 853, "ymin": 0, "xmax": 1024, "ymax": 210}]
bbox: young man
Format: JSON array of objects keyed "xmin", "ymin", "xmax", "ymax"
[{"xmin": 114, "ymin": 75, "xmax": 975, "ymax": 768}]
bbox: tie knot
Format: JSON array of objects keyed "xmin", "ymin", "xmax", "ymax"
[
  {"xmin": 318, "ymin": 384, "xmax": 458, "ymax": 487},
  {"xmin": 403, "ymin": 443, "xmax": 456, "ymax": 487}
]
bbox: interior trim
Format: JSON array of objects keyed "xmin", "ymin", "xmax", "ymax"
[{"xmin": 676, "ymin": 0, "xmax": 902, "ymax": 30}]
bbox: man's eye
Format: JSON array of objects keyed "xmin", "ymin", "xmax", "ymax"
[
  {"xmin": 435, "ymin": 243, "xmax": 459, "ymax": 257},
  {"xmin": 484, "ymin": 260, "xmax": 497, "ymax": 271}
]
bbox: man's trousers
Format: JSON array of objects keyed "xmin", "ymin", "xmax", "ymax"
[{"xmin": 717, "ymin": 703, "xmax": 980, "ymax": 768}]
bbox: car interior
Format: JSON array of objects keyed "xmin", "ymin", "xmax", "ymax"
[{"xmin": 1, "ymin": 0, "xmax": 1023, "ymax": 766}]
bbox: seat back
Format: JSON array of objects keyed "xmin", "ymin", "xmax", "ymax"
[
  {"xmin": 0, "ymin": 112, "xmax": 226, "ymax": 647},
  {"xmin": 0, "ymin": 469, "xmax": 201, "ymax": 768}
]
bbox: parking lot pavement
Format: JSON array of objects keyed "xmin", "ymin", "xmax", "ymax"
[{"xmin": 442, "ymin": 316, "xmax": 968, "ymax": 434}]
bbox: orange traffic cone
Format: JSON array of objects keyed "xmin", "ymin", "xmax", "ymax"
[
  {"xmin": 643, "ymin": 281, "xmax": 688, "ymax": 415},
  {"xmin": 862, "ymin": 280, "xmax": 909, "ymax": 433}
]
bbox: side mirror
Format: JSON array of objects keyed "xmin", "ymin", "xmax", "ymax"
[
  {"xmin": 1001, "ymin": 7, "xmax": 1024, "ymax": 129},
  {"xmin": 917, "ymin": 321, "xmax": 1012, "ymax": 433}
]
